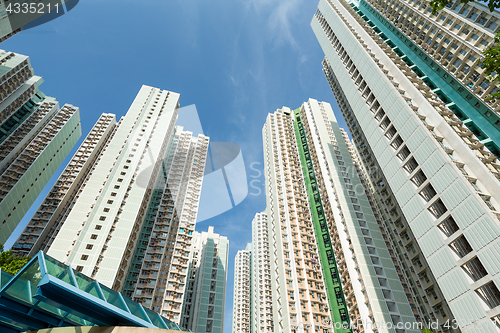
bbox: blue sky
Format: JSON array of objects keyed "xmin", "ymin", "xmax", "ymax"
[{"xmin": 2, "ymin": 0, "xmax": 347, "ymax": 331}]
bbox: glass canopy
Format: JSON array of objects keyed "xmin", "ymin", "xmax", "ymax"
[{"xmin": 0, "ymin": 251, "xmax": 186, "ymax": 332}]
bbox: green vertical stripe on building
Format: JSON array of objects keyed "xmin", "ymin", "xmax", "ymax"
[{"xmin": 293, "ymin": 109, "xmax": 352, "ymax": 333}]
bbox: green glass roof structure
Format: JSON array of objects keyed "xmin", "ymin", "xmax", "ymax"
[{"xmin": 0, "ymin": 251, "xmax": 185, "ymax": 333}]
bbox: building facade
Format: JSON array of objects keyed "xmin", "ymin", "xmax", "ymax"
[
  {"xmin": 11, "ymin": 85, "xmax": 213, "ymax": 326},
  {"xmin": 250, "ymin": 212, "xmax": 273, "ymax": 333},
  {"xmin": 232, "ymin": 243, "xmax": 251, "ymax": 333},
  {"xmin": 180, "ymin": 226, "xmax": 229, "ymax": 333},
  {"xmin": 124, "ymin": 126, "xmax": 209, "ymax": 323},
  {"xmin": 45, "ymin": 85, "xmax": 181, "ymax": 287},
  {"xmin": 263, "ymin": 100, "xmax": 419, "ymax": 333},
  {"xmin": 231, "ymin": 212, "xmax": 274, "ymax": 333},
  {"xmin": 312, "ymin": 0, "xmax": 500, "ymax": 331},
  {"xmin": 0, "ymin": 49, "xmax": 81, "ymax": 244},
  {"xmin": 368, "ymin": 0, "xmax": 500, "ymax": 117},
  {"xmin": 263, "ymin": 105, "xmax": 332, "ymax": 333},
  {"xmin": 13, "ymin": 113, "xmax": 117, "ymax": 255}
]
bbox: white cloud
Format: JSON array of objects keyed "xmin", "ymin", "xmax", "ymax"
[{"xmin": 246, "ymin": 0, "xmax": 304, "ymax": 47}]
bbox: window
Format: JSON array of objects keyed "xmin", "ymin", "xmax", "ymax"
[
  {"xmin": 81, "ymin": 255, "xmax": 89, "ymax": 260},
  {"xmin": 95, "ymin": 225, "xmax": 102, "ymax": 230},
  {"xmin": 437, "ymin": 216, "xmax": 459, "ymax": 237},
  {"xmin": 385, "ymin": 126, "xmax": 397, "ymax": 139},
  {"xmin": 419, "ymin": 184, "xmax": 437, "ymax": 202},
  {"xmin": 205, "ymin": 318, "xmax": 214, "ymax": 333},
  {"xmin": 411, "ymin": 170, "xmax": 427, "ymax": 186},
  {"xmin": 428, "ymin": 199, "xmax": 447, "ymax": 218},
  {"xmin": 470, "ymin": 181, "xmax": 481, "ymax": 191},
  {"xmin": 403, "ymin": 157, "xmax": 418, "ymax": 173},
  {"xmin": 397, "ymin": 146, "xmax": 411, "ymax": 160},
  {"xmin": 99, "ymin": 216, "xmax": 106, "ymax": 221},
  {"xmin": 91, "ymin": 234, "xmax": 98, "ymax": 240},
  {"xmin": 487, "ymin": 21, "xmax": 498, "ymax": 31},
  {"xmin": 111, "ymin": 192, "xmax": 117, "ymax": 196},
  {"xmin": 449, "ymin": 235, "xmax": 473, "ymax": 258},
  {"xmin": 462, "ymin": 257, "xmax": 488, "ymax": 281},
  {"xmin": 476, "ymin": 282, "xmax": 500, "ymax": 309},
  {"xmin": 380, "ymin": 117, "xmax": 391, "ymax": 130},
  {"xmin": 107, "ymin": 200, "xmax": 113, "ymax": 204},
  {"xmin": 86, "ymin": 244, "xmax": 93, "ymax": 250},
  {"xmin": 103, "ymin": 208, "xmax": 110, "ymax": 212},
  {"xmin": 391, "ymin": 135, "xmax": 404, "ymax": 149},
  {"xmin": 76, "ymin": 266, "xmax": 84, "ymax": 272},
  {"xmin": 480, "ymin": 80, "xmax": 490, "ymax": 90},
  {"xmin": 118, "ymin": 178, "xmax": 123, "ymax": 182},
  {"xmin": 114, "ymin": 185, "xmax": 120, "ymax": 189}
]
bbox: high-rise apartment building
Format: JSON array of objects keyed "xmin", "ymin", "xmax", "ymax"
[
  {"xmin": 0, "ymin": 49, "xmax": 81, "ymax": 244},
  {"xmin": 262, "ymin": 99, "xmax": 418, "ymax": 333},
  {"xmin": 13, "ymin": 113, "xmax": 116, "ymax": 255},
  {"xmin": 124, "ymin": 126, "xmax": 209, "ymax": 323},
  {"xmin": 232, "ymin": 243, "xmax": 251, "ymax": 333},
  {"xmin": 13, "ymin": 85, "xmax": 212, "ymax": 326},
  {"xmin": 45, "ymin": 86, "xmax": 182, "ymax": 287},
  {"xmin": 180, "ymin": 226, "xmax": 229, "ymax": 333},
  {"xmin": 250, "ymin": 212, "xmax": 273, "ymax": 333},
  {"xmin": 312, "ymin": 0, "xmax": 500, "ymax": 331},
  {"xmin": 370, "ymin": 0, "xmax": 500, "ymax": 115},
  {"xmin": 263, "ymin": 105, "xmax": 332, "ymax": 333},
  {"xmin": 230, "ymin": 212, "xmax": 273, "ymax": 333}
]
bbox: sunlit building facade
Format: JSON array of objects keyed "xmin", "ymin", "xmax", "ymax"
[
  {"xmin": 45, "ymin": 86, "xmax": 181, "ymax": 289},
  {"xmin": 312, "ymin": 0, "xmax": 500, "ymax": 331},
  {"xmin": 180, "ymin": 226, "xmax": 229, "ymax": 333},
  {"xmin": 370, "ymin": 0, "xmax": 500, "ymax": 115},
  {"xmin": 232, "ymin": 243, "xmax": 251, "ymax": 333},
  {"xmin": 124, "ymin": 127, "xmax": 209, "ymax": 324},
  {"xmin": 13, "ymin": 113, "xmax": 116, "ymax": 255},
  {"xmin": 13, "ymin": 85, "xmax": 211, "ymax": 326},
  {"xmin": 263, "ymin": 106, "xmax": 331, "ymax": 333},
  {"xmin": 250, "ymin": 212, "xmax": 273, "ymax": 333},
  {"xmin": 262, "ymin": 99, "xmax": 417, "ymax": 333},
  {"xmin": 0, "ymin": 49, "xmax": 81, "ymax": 244}
]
